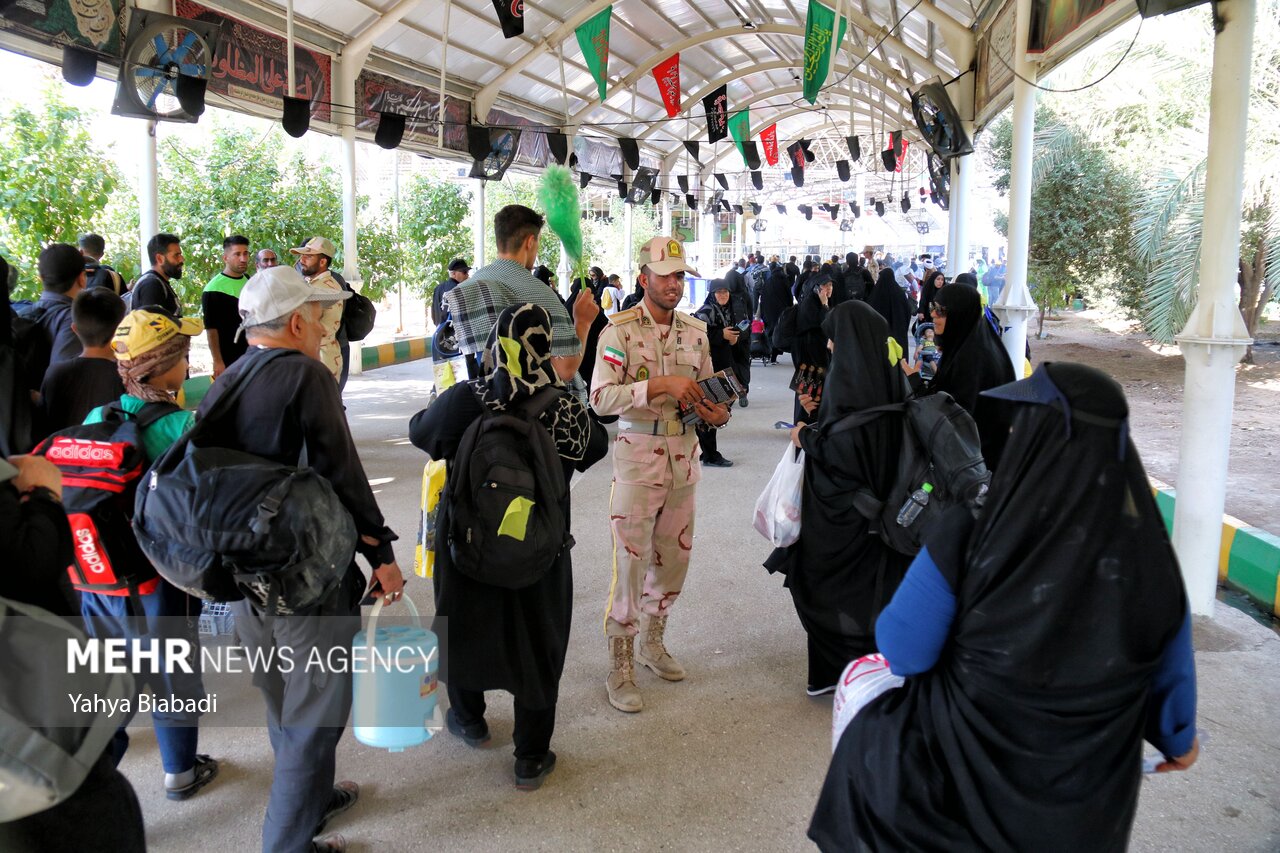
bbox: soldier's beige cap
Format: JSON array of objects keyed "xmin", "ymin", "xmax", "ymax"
[{"xmin": 638, "ymin": 236, "xmax": 698, "ymax": 277}]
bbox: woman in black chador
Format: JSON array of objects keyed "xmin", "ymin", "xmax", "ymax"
[
  {"xmin": 765, "ymin": 301, "xmax": 912, "ymax": 695},
  {"xmin": 810, "ymin": 362, "xmax": 1197, "ymax": 853},
  {"xmin": 692, "ymin": 280, "xmax": 740, "ymax": 467},
  {"xmin": 409, "ymin": 303, "xmax": 608, "ymax": 789},
  {"xmin": 909, "ymin": 282, "xmax": 1016, "ymax": 468},
  {"xmin": 868, "ymin": 266, "xmax": 912, "ymax": 357}
]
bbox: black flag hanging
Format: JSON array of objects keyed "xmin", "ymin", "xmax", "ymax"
[
  {"xmin": 720, "ymin": 199, "xmax": 732, "ymax": 213},
  {"xmin": 684, "ymin": 140, "xmax": 701, "ymax": 163},
  {"xmin": 836, "ymin": 160, "xmax": 851, "ymax": 182},
  {"xmin": 627, "ymin": 167, "xmax": 657, "ymax": 204},
  {"xmin": 750, "ymin": 202, "xmax": 762, "ymax": 215},
  {"xmin": 677, "ymin": 175, "xmax": 690, "ymax": 194},
  {"xmin": 791, "ymin": 166, "xmax": 805, "ymax": 187},
  {"xmin": 548, "ymin": 132, "xmax": 570, "ymax": 165},
  {"xmin": 619, "ymin": 138, "xmax": 640, "ymax": 171},
  {"xmin": 580, "ymin": 171, "xmax": 593, "ymax": 188},
  {"xmin": 282, "ymin": 96, "xmax": 311, "ymax": 138},
  {"xmin": 616, "ymin": 178, "xmax": 627, "ymax": 199},
  {"xmin": 846, "ymin": 135, "xmax": 860, "ymax": 161},
  {"xmin": 702, "ymin": 85, "xmax": 728, "ymax": 143},
  {"xmin": 750, "ymin": 170, "xmax": 763, "ymax": 190},
  {"xmin": 374, "ymin": 112, "xmax": 406, "ymax": 150},
  {"xmin": 798, "ymin": 204, "xmax": 813, "ymax": 221},
  {"xmin": 742, "ymin": 140, "xmax": 761, "ymax": 170},
  {"xmin": 492, "ymin": 0, "xmax": 524, "ymax": 38},
  {"xmin": 776, "ymin": 204, "xmax": 787, "ymax": 214},
  {"xmin": 686, "ymin": 194, "xmax": 698, "ymax": 209},
  {"xmin": 732, "ymin": 204, "xmax": 744, "ymax": 215},
  {"xmin": 851, "ymin": 201, "xmax": 861, "ymax": 217},
  {"xmin": 650, "ymin": 188, "xmax": 662, "ymax": 205},
  {"xmin": 714, "ymin": 173, "xmax": 728, "ymax": 190}
]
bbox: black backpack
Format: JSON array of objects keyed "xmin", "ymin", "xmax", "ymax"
[
  {"xmin": 133, "ymin": 349, "xmax": 358, "ymax": 615},
  {"xmin": 772, "ymin": 305, "xmax": 798, "ymax": 352},
  {"xmin": 34, "ymin": 401, "xmax": 178, "ymax": 599},
  {"xmin": 340, "ymin": 277, "xmax": 377, "ymax": 342},
  {"xmin": 438, "ymin": 387, "xmax": 570, "ymax": 589},
  {"xmin": 829, "ymin": 389, "xmax": 990, "ymax": 556}
]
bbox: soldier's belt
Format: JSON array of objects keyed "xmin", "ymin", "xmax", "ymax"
[{"xmin": 618, "ymin": 419, "xmax": 688, "ymax": 436}]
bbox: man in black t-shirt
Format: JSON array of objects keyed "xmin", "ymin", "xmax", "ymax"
[
  {"xmin": 38, "ymin": 288, "xmax": 127, "ymax": 437},
  {"xmin": 201, "ymin": 236, "xmax": 251, "ymax": 377},
  {"xmin": 431, "ymin": 258, "xmax": 470, "ymax": 327},
  {"xmin": 131, "ymin": 233, "xmax": 184, "ymax": 316}
]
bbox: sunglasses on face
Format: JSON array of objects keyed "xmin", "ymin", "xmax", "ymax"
[{"xmin": 931, "ymin": 306, "xmax": 948, "ymax": 318}]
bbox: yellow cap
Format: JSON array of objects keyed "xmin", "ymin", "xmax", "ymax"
[{"xmin": 113, "ymin": 308, "xmax": 204, "ymax": 360}]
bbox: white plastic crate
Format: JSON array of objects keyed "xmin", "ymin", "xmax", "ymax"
[{"xmin": 198, "ymin": 602, "xmax": 235, "ymax": 636}]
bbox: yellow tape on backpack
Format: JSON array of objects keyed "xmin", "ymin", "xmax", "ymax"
[{"xmin": 414, "ymin": 459, "xmax": 448, "ymax": 578}]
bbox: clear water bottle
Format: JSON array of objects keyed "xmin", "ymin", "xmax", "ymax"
[{"xmin": 896, "ymin": 483, "xmax": 934, "ymax": 527}]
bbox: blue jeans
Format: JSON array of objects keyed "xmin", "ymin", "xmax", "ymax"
[{"xmin": 80, "ymin": 581, "xmax": 205, "ymax": 774}]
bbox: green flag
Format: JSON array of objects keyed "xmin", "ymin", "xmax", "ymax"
[
  {"xmin": 802, "ymin": 0, "xmax": 848, "ymax": 104},
  {"xmin": 728, "ymin": 108, "xmax": 751, "ymax": 159},
  {"xmin": 576, "ymin": 5, "xmax": 613, "ymax": 103}
]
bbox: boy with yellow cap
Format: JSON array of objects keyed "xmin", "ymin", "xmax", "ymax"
[{"xmin": 79, "ymin": 307, "xmax": 220, "ymax": 801}]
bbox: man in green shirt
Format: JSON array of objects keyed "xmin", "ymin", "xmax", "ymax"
[{"xmin": 202, "ymin": 235, "xmax": 251, "ymax": 378}]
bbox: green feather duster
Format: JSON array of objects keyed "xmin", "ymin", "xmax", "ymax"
[{"xmin": 538, "ymin": 165, "xmax": 584, "ymax": 269}]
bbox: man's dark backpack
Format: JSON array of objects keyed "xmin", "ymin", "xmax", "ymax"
[
  {"xmin": 85, "ymin": 263, "xmax": 124, "ymax": 296},
  {"xmin": 830, "ymin": 389, "xmax": 990, "ymax": 556},
  {"xmin": 33, "ymin": 401, "xmax": 177, "ymax": 618},
  {"xmin": 771, "ymin": 305, "xmax": 798, "ymax": 352},
  {"xmin": 133, "ymin": 349, "xmax": 357, "ymax": 615},
  {"xmin": 438, "ymin": 387, "xmax": 570, "ymax": 589},
  {"xmin": 340, "ymin": 277, "xmax": 377, "ymax": 342}
]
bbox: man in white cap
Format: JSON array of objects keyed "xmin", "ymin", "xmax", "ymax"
[
  {"xmin": 206, "ymin": 265, "xmax": 405, "ymax": 853},
  {"xmin": 289, "ymin": 236, "xmax": 345, "ymax": 383},
  {"xmin": 590, "ymin": 236, "xmax": 730, "ymax": 713}
]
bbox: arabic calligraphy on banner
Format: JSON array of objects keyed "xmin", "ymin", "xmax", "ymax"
[
  {"xmin": 358, "ymin": 71, "xmax": 470, "ymax": 151},
  {"xmin": 974, "ymin": 0, "xmax": 1015, "ymax": 123},
  {"xmin": 0, "ymin": 0, "xmax": 123, "ymax": 54},
  {"xmin": 175, "ymin": 0, "xmax": 330, "ymax": 123}
]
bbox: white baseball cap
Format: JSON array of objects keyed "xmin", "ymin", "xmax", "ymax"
[{"xmin": 238, "ymin": 265, "xmax": 350, "ymax": 338}]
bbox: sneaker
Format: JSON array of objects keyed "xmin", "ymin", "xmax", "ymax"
[
  {"xmin": 703, "ymin": 456, "xmax": 734, "ymax": 468},
  {"xmin": 514, "ymin": 751, "xmax": 557, "ymax": 791},
  {"xmin": 446, "ymin": 707, "xmax": 491, "ymax": 747},
  {"xmin": 165, "ymin": 754, "xmax": 219, "ymax": 801},
  {"xmin": 312, "ymin": 834, "xmax": 346, "ymax": 853},
  {"xmin": 806, "ymin": 684, "xmax": 837, "ymax": 697},
  {"xmin": 315, "ymin": 781, "xmax": 359, "ymax": 835}
]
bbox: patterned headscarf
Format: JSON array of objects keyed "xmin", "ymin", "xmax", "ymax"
[
  {"xmin": 117, "ymin": 335, "xmax": 188, "ymax": 404},
  {"xmin": 471, "ymin": 303, "xmax": 592, "ymax": 462}
]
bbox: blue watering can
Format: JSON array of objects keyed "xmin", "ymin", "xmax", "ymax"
[{"xmin": 352, "ymin": 592, "xmax": 442, "ymax": 752}]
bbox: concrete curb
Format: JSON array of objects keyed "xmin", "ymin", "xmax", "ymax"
[
  {"xmin": 1151, "ymin": 480, "xmax": 1280, "ymax": 617},
  {"xmin": 179, "ymin": 336, "xmax": 433, "ymax": 408}
]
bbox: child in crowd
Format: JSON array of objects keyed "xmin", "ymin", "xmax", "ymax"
[
  {"xmin": 39, "ymin": 287, "xmax": 127, "ymax": 435},
  {"xmin": 914, "ymin": 325, "xmax": 938, "ymax": 381},
  {"xmin": 79, "ymin": 308, "xmax": 220, "ymax": 800}
]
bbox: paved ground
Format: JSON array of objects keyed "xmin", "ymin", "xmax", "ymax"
[{"xmin": 120, "ymin": 359, "xmax": 1280, "ymax": 852}]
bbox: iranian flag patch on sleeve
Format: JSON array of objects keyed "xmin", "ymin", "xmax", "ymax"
[{"xmin": 603, "ymin": 346, "xmax": 625, "ymax": 367}]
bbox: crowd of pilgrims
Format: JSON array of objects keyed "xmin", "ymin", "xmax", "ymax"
[{"xmin": 519, "ymin": 248, "xmax": 1198, "ymax": 851}]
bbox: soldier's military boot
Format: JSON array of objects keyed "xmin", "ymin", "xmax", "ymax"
[
  {"xmin": 636, "ymin": 614, "xmax": 686, "ymax": 682},
  {"xmin": 606, "ymin": 635, "xmax": 643, "ymax": 713}
]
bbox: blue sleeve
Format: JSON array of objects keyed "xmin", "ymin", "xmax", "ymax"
[
  {"xmin": 1145, "ymin": 611, "xmax": 1197, "ymax": 759},
  {"xmin": 875, "ymin": 546, "xmax": 957, "ymax": 677}
]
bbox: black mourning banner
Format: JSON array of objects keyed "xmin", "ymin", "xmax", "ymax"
[
  {"xmin": 548, "ymin": 132, "xmax": 570, "ymax": 165},
  {"xmin": 580, "ymin": 171, "xmax": 593, "ymax": 188},
  {"xmin": 749, "ymin": 202, "xmax": 761, "ymax": 215},
  {"xmin": 686, "ymin": 194, "xmax": 698, "ymax": 209},
  {"xmin": 374, "ymin": 112, "xmax": 406, "ymax": 149},
  {"xmin": 851, "ymin": 201, "xmax": 861, "ymax": 217},
  {"xmin": 616, "ymin": 179, "xmax": 627, "ymax": 199},
  {"xmin": 732, "ymin": 204, "xmax": 744, "ymax": 215},
  {"xmin": 282, "ymin": 95, "xmax": 311, "ymax": 137},
  {"xmin": 684, "ymin": 140, "xmax": 701, "ymax": 162},
  {"xmin": 708, "ymin": 190, "xmax": 724, "ymax": 210},
  {"xmin": 720, "ymin": 199, "xmax": 732, "ymax": 213},
  {"xmin": 836, "ymin": 160, "xmax": 851, "ymax": 182},
  {"xmin": 742, "ymin": 140, "xmax": 761, "ymax": 170},
  {"xmin": 491, "ymin": 0, "xmax": 524, "ymax": 38},
  {"xmin": 677, "ymin": 175, "xmax": 690, "ymax": 193},
  {"xmin": 702, "ymin": 84, "xmax": 728, "ymax": 143},
  {"xmin": 714, "ymin": 173, "xmax": 729, "ymax": 190},
  {"xmin": 798, "ymin": 204, "xmax": 813, "ymax": 220},
  {"xmin": 619, "ymin": 137, "xmax": 640, "ymax": 171},
  {"xmin": 881, "ymin": 147, "xmax": 897, "ymax": 171},
  {"xmin": 791, "ymin": 166, "xmax": 805, "ymax": 187},
  {"xmin": 775, "ymin": 204, "xmax": 787, "ymax": 214},
  {"xmin": 787, "ymin": 140, "xmax": 806, "ymax": 170},
  {"xmin": 650, "ymin": 188, "xmax": 662, "ymax": 205},
  {"xmin": 751, "ymin": 170, "xmax": 763, "ymax": 190},
  {"xmin": 627, "ymin": 167, "xmax": 657, "ymax": 204},
  {"xmin": 846, "ymin": 135, "xmax": 861, "ymax": 161},
  {"xmin": 467, "ymin": 124, "xmax": 520, "ymax": 181}
]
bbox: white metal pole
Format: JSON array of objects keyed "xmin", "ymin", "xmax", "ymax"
[
  {"xmin": 992, "ymin": 0, "xmax": 1038, "ymax": 374},
  {"xmin": 948, "ymin": 140, "xmax": 973, "ymax": 275},
  {"xmin": 661, "ymin": 194, "xmax": 672, "ymax": 236},
  {"xmin": 623, "ymin": 201, "xmax": 635, "ymax": 281},
  {"xmin": 332, "ymin": 57, "xmax": 361, "ymax": 282},
  {"xmin": 473, "ymin": 177, "xmax": 486, "ymax": 267},
  {"xmin": 138, "ymin": 120, "xmax": 159, "ymax": 270},
  {"xmin": 436, "ymin": 0, "xmax": 452, "ymax": 149},
  {"xmin": 286, "ymin": 0, "xmax": 296, "ymax": 97},
  {"xmin": 394, "ymin": 152, "xmax": 403, "ymax": 333},
  {"xmin": 1172, "ymin": 0, "xmax": 1255, "ymax": 616}
]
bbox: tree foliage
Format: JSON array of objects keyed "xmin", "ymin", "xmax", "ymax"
[
  {"xmin": 982, "ymin": 106, "xmax": 1139, "ymax": 335},
  {"xmin": 0, "ymin": 88, "xmax": 121, "ymax": 299},
  {"xmin": 156, "ymin": 121, "xmax": 342, "ymax": 311}
]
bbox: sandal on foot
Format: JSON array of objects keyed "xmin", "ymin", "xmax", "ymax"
[
  {"xmin": 312, "ymin": 833, "xmax": 346, "ymax": 853},
  {"xmin": 165, "ymin": 754, "xmax": 219, "ymax": 801}
]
